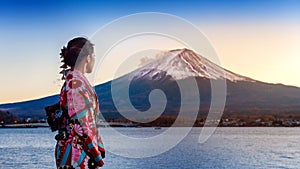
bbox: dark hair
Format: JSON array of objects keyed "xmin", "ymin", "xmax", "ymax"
[{"xmin": 59, "ymin": 37, "xmax": 94, "ymax": 79}]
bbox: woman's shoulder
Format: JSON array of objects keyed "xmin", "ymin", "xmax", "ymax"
[
  {"xmin": 65, "ymin": 69, "xmax": 84, "ymax": 79},
  {"xmin": 64, "ymin": 70, "xmax": 93, "ymax": 94}
]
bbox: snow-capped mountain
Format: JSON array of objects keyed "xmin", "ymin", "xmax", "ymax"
[{"xmin": 131, "ymin": 48, "xmax": 255, "ymax": 82}]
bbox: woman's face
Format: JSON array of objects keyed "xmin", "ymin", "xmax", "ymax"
[{"xmin": 86, "ymin": 53, "xmax": 95, "ymax": 73}]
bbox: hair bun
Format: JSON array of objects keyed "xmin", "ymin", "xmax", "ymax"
[
  {"xmin": 59, "ymin": 46, "xmax": 69, "ymax": 80},
  {"xmin": 60, "ymin": 46, "xmax": 68, "ymax": 59}
]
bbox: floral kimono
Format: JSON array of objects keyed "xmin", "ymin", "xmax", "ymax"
[{"xmin": 55, "ymin": 69, "xmax": 105, "ymax": 169}]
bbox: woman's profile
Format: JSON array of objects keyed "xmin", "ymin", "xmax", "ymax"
[{"xmin": 55, "ymin": 37, "xmax": 105, "ymax": 169}]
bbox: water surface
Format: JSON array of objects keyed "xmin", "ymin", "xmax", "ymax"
[{"xmin": 0, "ymin": 127, "xmax": 299, "ymax": 169}]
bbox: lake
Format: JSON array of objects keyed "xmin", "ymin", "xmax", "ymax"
[{"xmin": 0, "ymin": 127, "xmax": 299, "ymax": 169}]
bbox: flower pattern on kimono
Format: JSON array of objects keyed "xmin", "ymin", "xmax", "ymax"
[
  {"xmin": 71, "ymin": 123, "xmax": 83, "ymax": 137},
  {"xmin": 84, "ymin": 156, "xmax": 90, "ymax": 169},
  {"xmin": 67, "ymin": 91, "xmax": 85, "ymax": 118},
  {"xmin": 67, "ymin": 122, "xmax": 84, "ymax": 148},
  {"xmin": 67, "ymin": 79, "xmax": 83, "ymax": 90},
  {"xmin": 71, "ymin": 144, "xmax": 81, "ymax": 165},
  {"xmin": 66, "ymin": 74, "xmax": 73, "ymax": 80},
  {"xmin": 72, "ymin": 136, "xmax": 83, "ymax": 150},
  {"xmin": 82, "ymin": 121, "xmax": 93, "ymax": 136}
]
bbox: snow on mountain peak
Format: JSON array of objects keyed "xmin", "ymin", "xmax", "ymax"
[{"xmin": 132, "ymin": 48, "xmax": 255, "ymax": 82}]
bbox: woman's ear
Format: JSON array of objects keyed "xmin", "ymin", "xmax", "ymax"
[{"xmin": 86, "ymin": 55, "xmax": 91, "ymax": 63}]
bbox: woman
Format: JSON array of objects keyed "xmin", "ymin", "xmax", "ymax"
[{"xmin": 55, "ymin": 37, "xmax": 105, "ymax": 169}]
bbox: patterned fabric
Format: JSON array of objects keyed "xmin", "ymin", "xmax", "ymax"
[{"xmin": 55, "ymin": 69, "xmax": 105, "ymax": 169}]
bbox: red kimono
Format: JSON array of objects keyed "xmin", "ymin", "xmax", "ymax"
[{"xmin": 55, "ymin": 69, "xmax": 105, "ymax": 169}]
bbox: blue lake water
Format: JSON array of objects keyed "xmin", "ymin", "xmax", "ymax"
[{"xmin": 0, "ymin": 127, "xmax": 300, "ymax": 169}]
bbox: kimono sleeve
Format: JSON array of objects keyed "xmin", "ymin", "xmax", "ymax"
[{"xmin": 66, "ymin": 79, "xmax": 104, "ymax": 166}]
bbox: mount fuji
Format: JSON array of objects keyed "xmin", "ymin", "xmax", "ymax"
[
  {"xmin": 131, "ymin": 48, "xmax": 255, "ymax": 82},
  {"xmin": 1, "ymin": 48, "xmax": 300, "ymax": 121}
]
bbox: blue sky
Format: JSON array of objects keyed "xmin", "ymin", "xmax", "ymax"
[{"xmin": 0, "ymin": 0, "xmax": 300, "ymax": 103}]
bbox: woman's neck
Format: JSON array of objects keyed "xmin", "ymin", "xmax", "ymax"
[{"xmin": 73, "ymin": 65, "xmax": 85, "ymax": 74}]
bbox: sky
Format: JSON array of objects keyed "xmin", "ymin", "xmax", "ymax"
[{"xmin": 0, "ymin": 0, "xmax": 300, "ymax": 104}]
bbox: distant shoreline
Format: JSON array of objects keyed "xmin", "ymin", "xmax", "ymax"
[
  {"xmin": 0, "ymin": 123, "xmax": 49, "ymax": 129},
  {"xmin": 1, "ymin": 124, "xmax": 300, "ymax": 129}
]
